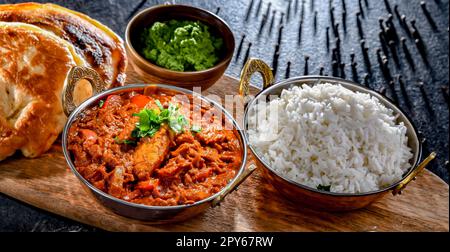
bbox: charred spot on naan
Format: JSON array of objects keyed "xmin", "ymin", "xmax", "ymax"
[{"xmin": 0, "ymin": 2, "xmax": 127, "ymax": 87}]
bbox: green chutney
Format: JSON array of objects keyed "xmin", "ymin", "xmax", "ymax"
[{"xmin": 140, "ymin": 20, "xmax": 224, "ymax": 72}]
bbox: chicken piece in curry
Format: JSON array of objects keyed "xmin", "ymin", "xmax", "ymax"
[{"xmin": 67, "ymin": 88, "xmax": 243, "ymax": 206}]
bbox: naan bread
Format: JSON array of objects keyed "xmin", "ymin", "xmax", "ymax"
[
  {"xmin": 0, "ymin": 2, "xmax": 127, "ymax": 87},
  {"xmin": 0, "ymin": 22, "xmax": 86, "ymax": 160}
]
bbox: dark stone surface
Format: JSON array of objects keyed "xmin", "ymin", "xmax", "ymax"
[{"xmin": 0, "ymin": 0, "xmax": 448, "ymax": 231}]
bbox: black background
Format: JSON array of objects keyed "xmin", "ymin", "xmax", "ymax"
[
  {"xmin": 0, "ymin": 232, "xmax": 448, "ymax": 250},
  {"xmin": 0, "ymin": 0, "xmax": 448, "ymax": 231}
]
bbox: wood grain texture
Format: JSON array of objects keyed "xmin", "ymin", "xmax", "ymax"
[{"xmin": 0, "ymin": 68, "xmax": 448, "ymax": 232}]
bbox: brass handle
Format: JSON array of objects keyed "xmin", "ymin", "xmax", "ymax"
[
  {"xmin": 211, "ymin": 163, "xmax": 257, "ymax": 207},
  {"xmin": 392, "ymin": 152, "xmax": 436, "ymax": 196},
  {"xmin": 62, "ymin": 66, "xmax": 107, "ymax": 116},
  {"xmin": 239, "ymin": 58, "xmax": 274, "ymax": 103}
]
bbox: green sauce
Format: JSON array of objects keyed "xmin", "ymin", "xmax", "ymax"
[{"xmin": 140, "ymin": 20, "xmax": 224, "ymax": 72}]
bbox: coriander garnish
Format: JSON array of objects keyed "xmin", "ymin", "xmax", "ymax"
[{"xmin": 131, "ymin": 103, "xmax": 188, "ymax": 139}]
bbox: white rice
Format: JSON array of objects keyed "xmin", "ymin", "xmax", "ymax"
[{"xmin": 247, "ymin": 83, "xmax": 413, "ymax": 193}]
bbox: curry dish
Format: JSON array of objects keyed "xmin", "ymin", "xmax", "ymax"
[{"xmin": 68, "ymin": 88, "xmax": 243, "ymax": 206}]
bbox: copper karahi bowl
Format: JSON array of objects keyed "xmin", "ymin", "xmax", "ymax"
[
  {"xmin": 60, "ymin": 66, "xmax": 255, "ymax": 222},
  {"xmin": 239, "ymin": 58, "xmax": 436, "ymax": 211}
]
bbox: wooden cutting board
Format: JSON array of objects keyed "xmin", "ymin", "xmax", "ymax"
[{"xmin": 0, "ymin": 69, "xmax": 448, "ymax": 232}]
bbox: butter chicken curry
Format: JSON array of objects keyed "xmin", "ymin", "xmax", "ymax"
[{"xmin": 68, "ymin": 88, "xmax": 243, "ymax": 206}]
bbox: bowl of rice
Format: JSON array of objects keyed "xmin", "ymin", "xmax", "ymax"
[{"xmin": 239, "ymin": 58, "xmax": 435, "ymax": 211}]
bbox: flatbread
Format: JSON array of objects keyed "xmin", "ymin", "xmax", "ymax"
[
  {"xmin": 0, "ymin": 2, "xmax": 127, "ymax": 88},
  {"xmin": 0, "ymin": 22, "xmax": 86, "ymax": 160}
]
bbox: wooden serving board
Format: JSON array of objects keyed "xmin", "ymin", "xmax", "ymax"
[{"xmin": 0, "ymin": 69, "xmax": 448, "ymax": 232}]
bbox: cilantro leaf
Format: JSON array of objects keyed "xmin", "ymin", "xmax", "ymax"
[
  {"xmin": 131, "ymin": 102, "xmax": 188, "ymax": 138},
  {"xmin": 132, "ymin": 108, "xmax": 162, "ymax": 138},
  {"xmin": 98, "ymin": 100, "xmax": 105, "ymax": 108},
  {"xmin": 170, "ymin": 114, "xmax": 188, "ymax": 133}
]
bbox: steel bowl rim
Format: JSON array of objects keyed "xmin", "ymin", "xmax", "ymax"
[
  {"xmin": 243, "ymin": 75, "xmax": 423, "ymax": 197},
  {"xmin": 125, "ymin": 4, "xmax": 235, "ymax": 75},
  {"xmin": 62, "ymin": 83, "xmax": 248, "ymax": 211}
]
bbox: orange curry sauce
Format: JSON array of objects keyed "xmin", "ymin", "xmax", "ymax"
[{"xmin": 68, "ymin": 88, "xmax": 243, "ymax": 206}]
